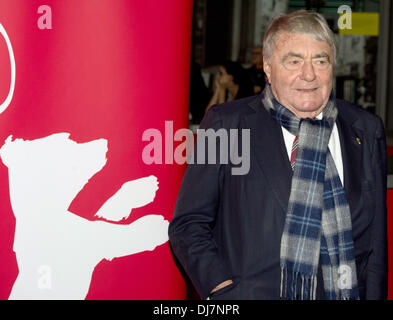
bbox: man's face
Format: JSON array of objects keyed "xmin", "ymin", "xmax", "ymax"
[{"xmin": 263, "ymin": 32, "xmax": 334, "ymax": 118}]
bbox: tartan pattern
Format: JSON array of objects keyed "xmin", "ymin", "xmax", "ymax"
[{"xmin": 262, "ymin": 86, "xmax": 359, "ymax": 300}]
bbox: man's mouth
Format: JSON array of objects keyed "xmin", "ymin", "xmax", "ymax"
[{"xmin": 296, "ymin": 88, "xmax": 318, "ymax": 93}]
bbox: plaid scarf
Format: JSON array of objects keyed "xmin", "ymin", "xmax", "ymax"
[{"xmin": 262, "ymin": 85, "xmax": 359, "ymax": 300}]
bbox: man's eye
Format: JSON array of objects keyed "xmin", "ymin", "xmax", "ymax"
[
  {"xmin": 283, "ymin": 58, "xmax": 304, "ymax": 70},
  {"xmin": 314, "ymin": 59, "xmax": 328, "ymax": 65}
]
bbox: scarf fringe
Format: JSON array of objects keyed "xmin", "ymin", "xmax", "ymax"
[{"xmin": 280, "ymin": 267, "xmax": 317, "ymax": 300}]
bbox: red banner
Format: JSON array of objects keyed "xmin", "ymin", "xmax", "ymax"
[{"xmin": 0, "ymin": 0, "xmax": 192, "ymax": 299}]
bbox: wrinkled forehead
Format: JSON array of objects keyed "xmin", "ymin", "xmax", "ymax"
[{"xmin": 273, "ymin": 31, "xmax": 333, "ymax": 58}]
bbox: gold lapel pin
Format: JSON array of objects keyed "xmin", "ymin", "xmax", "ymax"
[{"xmin": 356, "ymin": 137, "xmax": 361, "ymax": 145}]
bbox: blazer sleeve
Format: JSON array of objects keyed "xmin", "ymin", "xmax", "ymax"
[
  {"xmin": 366, "ymin": 116, "xmax": 388, "ymax": 299},
  {"xmin": 168, "ymin": 105, "xmax": 233, "ymax": 299}
]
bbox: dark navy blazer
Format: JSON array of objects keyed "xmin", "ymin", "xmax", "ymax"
[{"xmin": 168, "ymin": 93, "xmax": 388, "ymax": 300}]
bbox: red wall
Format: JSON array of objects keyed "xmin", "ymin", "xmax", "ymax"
[{"xmin": 0, "ymin": 0, "xmax": 192, "ymax": 299}]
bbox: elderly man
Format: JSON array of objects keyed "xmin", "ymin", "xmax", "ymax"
[{"xmin": 169, "ymin": 10, "xmax": 387, "ymax": 300}]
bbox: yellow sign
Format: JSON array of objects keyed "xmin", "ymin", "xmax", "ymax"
[{"xmin": 339, "ymin": 12, "xmax": 379, "ymax": 36}]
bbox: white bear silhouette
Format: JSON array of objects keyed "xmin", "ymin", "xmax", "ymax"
[
  {"xmin": 0, "ymin": 133, "xmax": 169, "ymax": 300},
  {"xmin": 0, "ymin": 22, "xmax": 169, "ymax": 300}
]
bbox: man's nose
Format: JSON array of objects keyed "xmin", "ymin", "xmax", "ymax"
[{"xmin": 299, "ymin": 61, "xmax": 316, "ymax": 82}]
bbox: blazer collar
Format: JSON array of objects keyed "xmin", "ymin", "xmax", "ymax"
[
  {"xmin": 245, "ymin": 94, "xmax": 292, "ymax": 213},
  {"xmin": 335, "ymin": 101, "xmax": 363, "ymax": 217}
]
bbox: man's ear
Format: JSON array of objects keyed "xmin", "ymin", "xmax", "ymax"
[{"xmin": 263, "ymin": 58, "xmax": 271, "ymax": 84}]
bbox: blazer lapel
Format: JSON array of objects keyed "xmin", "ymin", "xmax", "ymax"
[
  {"xmin": 336, "ymin": 103, "xmax": 363, "ymax": 218},
  {"xmin": 245, "ymin": 96, "xmax": 292, "ymax": 213}
]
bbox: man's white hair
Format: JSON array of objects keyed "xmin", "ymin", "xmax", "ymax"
[{"xmin": 263, "ymin": 10, "xmax": 336, "ymax": 65}]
